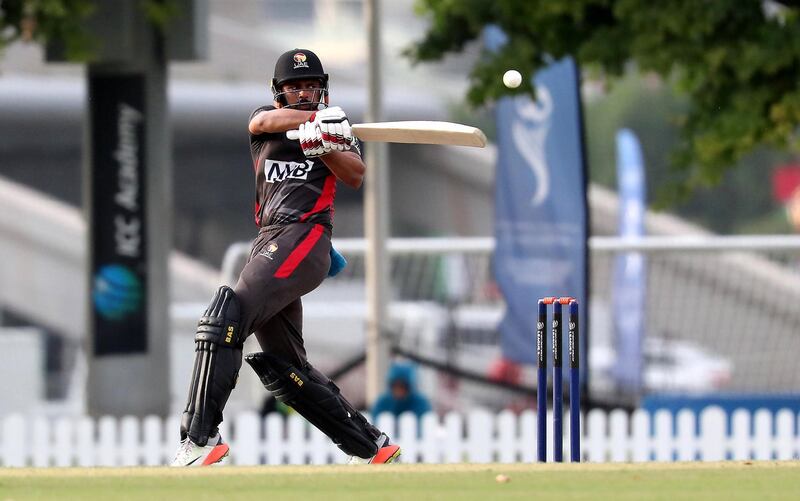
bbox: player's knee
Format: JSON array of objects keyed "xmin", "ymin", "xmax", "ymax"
[{"xmin": 196, "ymin": 286, "xmax": 244, "ymax": 348}]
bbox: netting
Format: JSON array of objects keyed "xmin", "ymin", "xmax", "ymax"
[{"xmin": 222, "ymin": 236, "xmax": 800, "ymax": 410}]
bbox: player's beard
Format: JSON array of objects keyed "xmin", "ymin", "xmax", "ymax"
[{"xmin": 295, "ymin": 99, "xmax": 317, "ymax": 111}]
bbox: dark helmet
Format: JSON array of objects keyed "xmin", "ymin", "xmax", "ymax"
[{"xmin": 271, "ymin": 48, "xmax": 329, "ymax": 108}]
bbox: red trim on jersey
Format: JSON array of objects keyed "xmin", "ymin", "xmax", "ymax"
[
  {"xmin": 274, "ymin": 224, "xmax": 324, "ymax": 278},
  {"xmin": 254, "ymin": 201, "xmax": 262, "ymax": 226},
  {"xmin": 299, "ymin": 174, "xmax": 336, "ymax": 222}
]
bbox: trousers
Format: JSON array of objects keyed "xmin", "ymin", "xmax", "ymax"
[{"xmin": 235, "ymin": 222, "xmax": 331, "ymax": 367}]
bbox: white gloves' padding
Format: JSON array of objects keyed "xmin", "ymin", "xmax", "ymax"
[
  {"xmin": 315, "ymin": 106, "xmax": 354, "ymax": 152},
  {"xmin": 298, "ymin": 121, "xmax": 326, "ymax": 158}
]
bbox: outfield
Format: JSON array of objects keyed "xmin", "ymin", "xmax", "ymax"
[{"xmin": 0, "ymin": 461, "xmax": 798, "ymax": 500}]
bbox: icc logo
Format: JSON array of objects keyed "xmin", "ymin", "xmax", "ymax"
[{"xmin": 92, "ymin": 264, "xmax": 143, "ymax": 321}]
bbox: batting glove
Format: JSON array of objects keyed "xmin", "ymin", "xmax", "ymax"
[
  {"xmin": 298, "ymin": 121, "xmax": 326, "ymax": 158},
  {"xmin": 314, "ymin": 106, "xmax": 354, "ymax": 152}
]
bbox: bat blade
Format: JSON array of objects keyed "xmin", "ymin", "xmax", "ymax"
[
  {"xmin": 352, "ymin": 121, "xmax": 487, "ymax": 147},
  {"xmin": 286, "ymin": 121, "xmax": 487, "ymax": 148}
]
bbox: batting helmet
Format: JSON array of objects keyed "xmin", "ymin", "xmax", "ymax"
[{"xmin": 271, "ymin": 48, "xmax": 329, "ymax": 108}]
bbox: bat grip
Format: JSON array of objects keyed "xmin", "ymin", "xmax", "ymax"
[{"xmin": 286, "ymin": 130, "xmax": 300, "ymax": 140}]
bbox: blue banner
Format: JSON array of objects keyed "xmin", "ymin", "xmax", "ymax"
[
  {"xmin": 613, "ymin": 129, "xmax": 647, "ymax": 393},
  {"xmin": 493, "ymin": 57, "xmax": 589, "ymax": 366}
]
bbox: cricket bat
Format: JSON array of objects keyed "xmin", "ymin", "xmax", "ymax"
[{"xmin": 286, "ymin": 121, "xmax": 487, "ymax": 148}]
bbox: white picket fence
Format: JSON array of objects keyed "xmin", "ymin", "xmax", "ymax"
[{"xmin": 1, "ymin": 407, "xmax": 799, "ymax": 467}]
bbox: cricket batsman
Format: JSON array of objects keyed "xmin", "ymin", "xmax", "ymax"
[{"xmin": 171, "ymin": 48, "xmax": 401, "ymax": 466}]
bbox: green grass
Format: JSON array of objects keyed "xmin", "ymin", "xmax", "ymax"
[{"xmin": 1, "ymin": 461, "xmax": 799, "ymax": 500}]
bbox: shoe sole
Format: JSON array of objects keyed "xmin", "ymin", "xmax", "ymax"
[
  {"xmin": 370, "ymin": 445, "xmax": 401, "ymax": 464},
  {"xmin": 201, "ymin": 443, "xmax": 230, "ymax": 466}
]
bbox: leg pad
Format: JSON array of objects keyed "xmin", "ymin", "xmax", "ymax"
[
  {"xmin": 180, "ymin": 286, "xmax": 243, "ymax": 446},
  {"xmin": 246, "ymin": 352, "xmax": 380, "ymax": 458}
]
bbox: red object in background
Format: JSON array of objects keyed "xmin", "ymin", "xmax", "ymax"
[
  {"xmin": 488, "ymin": 358, "xmax": 523, "ymax": 384},
  {"xmin": 772, "ymin": 165, "xmax": 800, "ymax": 202}
]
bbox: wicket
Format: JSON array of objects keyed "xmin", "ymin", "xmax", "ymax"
[{"xmin": 537, "ymin": 296, "xmax": 580, "ymax": 462}]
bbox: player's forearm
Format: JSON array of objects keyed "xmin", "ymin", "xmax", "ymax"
[
  {"xmin": 249, "ymin": 108, "xmax": 316, "ymax": 134},
  {"xmin": 321, "ymin": 151, "xmax": 365, "ymax": 189}
]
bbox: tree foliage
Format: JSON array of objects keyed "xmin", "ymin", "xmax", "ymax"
[
  {"xmin": 0, "ymin": 0, "xmax": 178, "ymax": 61},
  {"xmin": 584, "ymin": 73, "xmax": 790, "ymax": 232},
  {"xmin": 0, "ymin": 0, "xmax": 95, "ymax": 59},
  {"xmin": 407, "ymin": 0, "xmax": 800, "ymax": 197}
]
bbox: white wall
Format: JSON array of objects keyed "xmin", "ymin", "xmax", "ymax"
[{"xmin": 0, "ymin": 328, "xmax": 44, "ymax": 417}]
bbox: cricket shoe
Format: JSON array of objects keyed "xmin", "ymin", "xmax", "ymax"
[
  {"xmin": 347, "ymin": 433, "xmax": 401, "ymax": 464},
  {"xmin": 170, "ymin": 432, "xmax": 230, "ymax": 466}
]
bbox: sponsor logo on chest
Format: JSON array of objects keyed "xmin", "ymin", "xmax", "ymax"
[{"xmin": 263, "ymin": 159, "xmax": 315, "ymax": 183}]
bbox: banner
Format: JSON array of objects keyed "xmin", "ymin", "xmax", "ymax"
[
  {"xmin": 613, "ymin": 129, "xmax": 647, "ymax": 392},
  {"xmin": 493, "ymin": 57, "xmax": 589, "ymax": 366},
  {"xmin": 90, "ymin": 74, "xmax": 148, "ymax": 355}
]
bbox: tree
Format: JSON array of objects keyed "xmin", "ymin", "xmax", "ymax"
[
  {"xmin": 584, "ymin": 72, "xmax": 791, "ymax": 233},
  {"xmin": 407, "ymin": 0, "xmax": 800, "ymax": 199},
  {"xmin": 0, "ymin": 0, "xmax": 94, "ymax": 59},
  {"xmin": 0, "ymin": 0, "xmax": 177, "ymax": 61}
]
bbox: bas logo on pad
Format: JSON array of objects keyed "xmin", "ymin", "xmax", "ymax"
[{"xmin": 264, "ymin": 159, "xmax": 314, "ymax": 183}]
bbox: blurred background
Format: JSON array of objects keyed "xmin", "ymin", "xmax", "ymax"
[{"xmin": 1, "ymin": 0, "xmax": 800, "ymax": 464}]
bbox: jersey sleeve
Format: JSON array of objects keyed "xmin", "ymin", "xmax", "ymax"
[
  {"xmin": 249, "ymin": 105, "xmax": 279, "ymax": 138},
  {"xmin": 249, "ymin": 104, "xmax": 275, "ymax": 122},
  {"xmin": 249, "ymin": 105, "xmax": 279, "ymax": 154}
]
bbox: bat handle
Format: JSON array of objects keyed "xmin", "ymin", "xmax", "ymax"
[{"xmin": 286, "ymin": 130, "xmax": 300, "ymax": 140}]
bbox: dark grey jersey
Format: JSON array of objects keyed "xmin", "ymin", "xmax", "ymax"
[{"xmin": 249, "ymin": 105, "xmax": 337, "ymax": 229}]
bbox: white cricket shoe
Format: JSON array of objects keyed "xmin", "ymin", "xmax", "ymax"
[
  {"xmin": 170, "ymin": 432, "xmax": 230, "ymax": 466},
  {"xmin": 347, "ymin": 433, "xmax": 401, "ymax": 465}
]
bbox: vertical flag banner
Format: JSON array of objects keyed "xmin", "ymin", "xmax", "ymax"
[
  {"xmin": 90, "ymin": 74, "xmax": 148, "ymax": 355},
  {"xmin": 613, "ymin": 129, "xmax": 647, "ymax": 393},
  {"xmin": 492, "ymin": 55, "xmax": 589, "ymax": 366}
]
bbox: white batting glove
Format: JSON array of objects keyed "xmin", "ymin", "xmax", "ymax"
[
  {"xmin": 314, "ymin": 106, "xmax": 354, "ymax": 152},
  {"xmin": 298, "ymin": 121, "xmax": 326, "ymax": 158}
]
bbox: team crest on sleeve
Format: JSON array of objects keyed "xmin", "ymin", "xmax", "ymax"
[
  {"xmin": 263, "ymin": 159, "xmax": 314, "ymax": 183},
  {"xmin": 259, "ymin": 242, "xmax": 278, "ymax": 260},
  {"xmin": 293, "ymin": 52, "xmax": 309, "ymax": 69}
]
